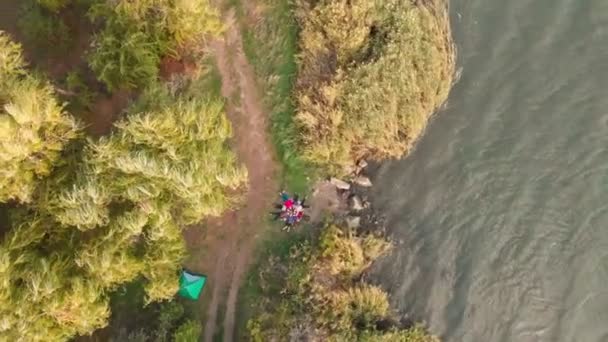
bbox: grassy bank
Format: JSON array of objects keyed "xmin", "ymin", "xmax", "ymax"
[
  {"xmin": 235, "ymin": 0, "xmax": 455, "ymax": 340},
  {"xmin": 295, "ymin": 0, "xmax": 455, "ymax": 176},
  {"xmin": 233, "ymin": 0, "xmax": 313, "ymax": 193},
  {"xmin": 247, "ymin": 223, "xmax": 438, "ymax": 341},
  {"xmin": 228, "ymin": 0, "xmax": 315, "ymax": 337}
]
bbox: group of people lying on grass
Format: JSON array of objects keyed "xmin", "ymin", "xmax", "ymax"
[{"xmin": 271, "ymin": 191, "xmax": 310, "ymax": 231}]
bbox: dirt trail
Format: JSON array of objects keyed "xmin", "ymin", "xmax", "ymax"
[{"xmin": 183, "ymin": 7, "xmax": 278, "ymax": 342}]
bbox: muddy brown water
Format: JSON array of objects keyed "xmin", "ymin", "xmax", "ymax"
[{"xmin": 369, "ymin": 1, "xmax": 608, "ymax": 341}]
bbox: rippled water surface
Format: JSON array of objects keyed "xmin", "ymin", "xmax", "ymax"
[{"xmin": 370, "ymin": 1, "xmax": 608, "ymax": 341}]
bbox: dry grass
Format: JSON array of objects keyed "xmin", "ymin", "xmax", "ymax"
[
  {"xmin": 247, "ymin": 223, "xmax": 437, "ymax": 341},
  {"xmin": 294, "ymin": 0, "xmax": 455, "ymax": 176}
]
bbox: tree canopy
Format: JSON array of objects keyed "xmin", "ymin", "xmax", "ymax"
[
  {"xmin": 0, "ymin": 31, "xmax": 79, "ymax": 203},
  {"xmin": 0, "ymin": 72, "xmax": 245, "ymax": 340},
  {"xmin": 88, "ymin": 0, "xmax": 223, "ymax": 91}
]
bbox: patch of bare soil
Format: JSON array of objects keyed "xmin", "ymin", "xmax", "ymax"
[
  {"xmin": 159, "ymin": 55, "xmax": 199, "ymax": 81},
  {"xmin": 182, "ymin": 8, "xmax": 279, "ymax": 342},
  {"xmin": 308, "ymin": 181, "xmax": 349, "ymax": 221},
  {"xmin": 85, "ymin": 89, "xmax": 133, "ymax": 137}
]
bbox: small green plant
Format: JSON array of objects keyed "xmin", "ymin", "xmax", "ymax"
[
  {"xmin": 37, "ymin": 0, "xmax": 71, "ymax": 12},
  {"xmin": 88, "ymin": 22, "xmax": 161, "ymax": 91},
  {"xmin": 18, "ymin": 1, "xmax": 72, "ymax": 56},
  {"xmin": 62, "ymin": 70, "xmax": 97, "ymax": 111},
  {"xmin": 173, "ymin": 320, "xmax": 202, "ymax": 342},
  {"xmin": 105, "ymin": 296, "xmax": 200, "ymax": 342}
]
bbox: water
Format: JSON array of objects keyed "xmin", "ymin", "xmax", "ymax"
[{"xmin": 369, "ymin": 1, "xmax": 608, "ymax": 341}]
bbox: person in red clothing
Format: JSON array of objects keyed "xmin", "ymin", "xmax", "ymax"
[
  {"xmin": 282, "ymin": 198, "xmax": 294, "ymax": 210},
  {"xmin": 271, "ymin": 191, "xmax": 309, "ymax": 230}
]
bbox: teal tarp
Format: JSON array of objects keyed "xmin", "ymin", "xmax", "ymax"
[{"xmin": 178, "ymin": 270, "xmax": 207, "ymax": 300}]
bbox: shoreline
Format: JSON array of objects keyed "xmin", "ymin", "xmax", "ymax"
[
  {"xmin": 0, "ymin": 0, "xmax": 455, "ymax": 339},
  {"xmin": 233, "ymin": 0, "xmax": 455, "ymax": 339}
]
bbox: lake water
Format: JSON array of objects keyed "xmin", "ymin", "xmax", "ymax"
[{"xmin": 369, "ymin": 0, "xmax": 608, "ymax": 341}]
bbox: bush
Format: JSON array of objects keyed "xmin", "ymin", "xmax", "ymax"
[
  {"xmin": 37, "ymin": 0, "xmax": 71, "ymax": 12},
  {"xmin": 106, "ymin": 299, "xmax": 200, "ymax": 342},
  {"xmin": 87, "ymin": 0, "xmax": 223, "ymax": 91},
  {"xmin": 173, "ymin": 320, "xmax": 202, "ymax": 342},
  {"xmin": 18, "ymin": 1, "xmax": 72, "ymax": 55},
  {"xmin": 165, "ymin": 0, "xmax": 223, "ymax": 48},
  {"xmin": 294, "ymin": 0, "xmax": 455, "ymax": 175},
  {"xmin": 89, "ymin": 86, "xmax": 247, "ymax": 223},
  {"xmin": 88, "ymin": 20, "xmax": 161, "ymax": 91},
  {"xmin": 0, "ymin": 33, "xmax": 25, "ymax": 78},
  {"xmin": 248, "ymin": 223, "xmax": 437, "ymax": 341},
  {"xmin": 0, "ymin": 31, "xmax": 80, "ymax": 203}
]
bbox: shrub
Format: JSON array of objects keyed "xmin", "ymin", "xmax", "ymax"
[
  {"xmin": 87, "ymin": 0, "xmax": 223, "ymax": 90},
  {"xmin": 0, "ymin": 33, "xmax": 25, "ymax": 79},
  {"xmin": 0, "ymin": 31, "xmax": 80, "ymax": 203},
  {"xmin": 37, "ymin": 0, "xmax": 71, "ymax": 12},
  {"xmin": 88, "ymin": 21, "xmax": 161, "ymax": 91},
  {"xmin": 248, "ymin": 223, "xmax": 436, "ymax": 341},
  {"xmin": 89, "ymin": 87, "xmax": 247, "ymax": 223},
  {"xmin": 63, "ymin": 70, "xmax": 98, "ymax": 111},
  {"xmin": 106, "ymin": 299, "xmax": 199, "ymax": 342},
  {"xmin": 294, "ymin": 0, "xmax": 455, "ymax": 175},
  {"xmin": 165, "ymin": 0, "xmax": 223, "ymax": 48},
  {"xmin": 318, "ymin": 225, "xmax": 391, "ymax": 278},
  {"xmin": 343, "ymin": 285, "xmax": 390, "ymax": 329},
  {"xmin": 18, "ymin": 2, "xmax": 72, "ymax": 55},
  {"xmin": 173, "ymin": 320, "xmax": 202, "ymax": 342}
]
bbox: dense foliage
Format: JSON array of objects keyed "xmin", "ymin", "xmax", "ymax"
[
  {"xmin": 88, "ymin": 0, "xmax": 222, "ymax": 91},
  {"xmin": 19, "ymin": 2, "xmax": 72, "ymax": 55},
  {"xmin": 37, "ymin": 0, "xmax": 71, "ymax": 12},
  {"xmin": 107, "ymin": 290, "xmax": 202, "ymax": 342},
  {"xmin": 0, "ymin": 29, "xmax": 245, "ymax": 339},
  {"xmin": 248, "ymin": 224, "xmax": 437, "ymax": 341},
  {"xmin": 294, "ymin": 0, "xmax": 455, "ymax": 175},
  {"xmin": 0, "ymin": 32, "xmax": 79, "ymax": 203}
]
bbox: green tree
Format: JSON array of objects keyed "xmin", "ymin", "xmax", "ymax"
[
  {"xmin": 88, "ymin": 21, "xmax": 162, "ymax": 91},
  {"xmin": 0, "ymin": 31, "xmax": 79, "ymax": 203},
  {"xmin": 173, "ymin": 320, "xmax": 202, "ymax": 342},
  {"xmin": 87, "ymin": 0, "xmax": 223, "ymax": 91},
  {"xmin": 0, "ymin": 85, "xmax": 245, "ymax": 340}
]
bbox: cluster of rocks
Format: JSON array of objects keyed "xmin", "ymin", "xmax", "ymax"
[{"xmin": 327, "ymin": 160, "xmax": 386, "ymax": 232}]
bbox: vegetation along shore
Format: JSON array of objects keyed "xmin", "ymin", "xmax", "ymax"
[{"xmin": 0, "ymin": 0, "xmax": 454, "ymax": 341}]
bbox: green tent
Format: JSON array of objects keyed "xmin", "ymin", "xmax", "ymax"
[{"xmin": 178, "ymin": 270, "xmax": 207, "ymax": 300}]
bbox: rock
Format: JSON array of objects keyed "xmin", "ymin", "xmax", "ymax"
[
  {"xmin": 349, "ymin": 195, "xmax": 364, "ymax": 211},
  {"xmin": 330, "ymin": 177, "xmax": 351, "ymax": 190},
  {"xmin": 357, "ymin": 159, "xmax": 368, "ymax": 169},
  {"xmin": 354, "ymin": 176, "xmax": 373, "ymax": 187},
  {"xmin": 346, "ymin": 216, "xmax": 361, "ymax": 229},
  {"xmin": 344, "ymin": 165, "xmax": 357, "ymax": 176}
]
